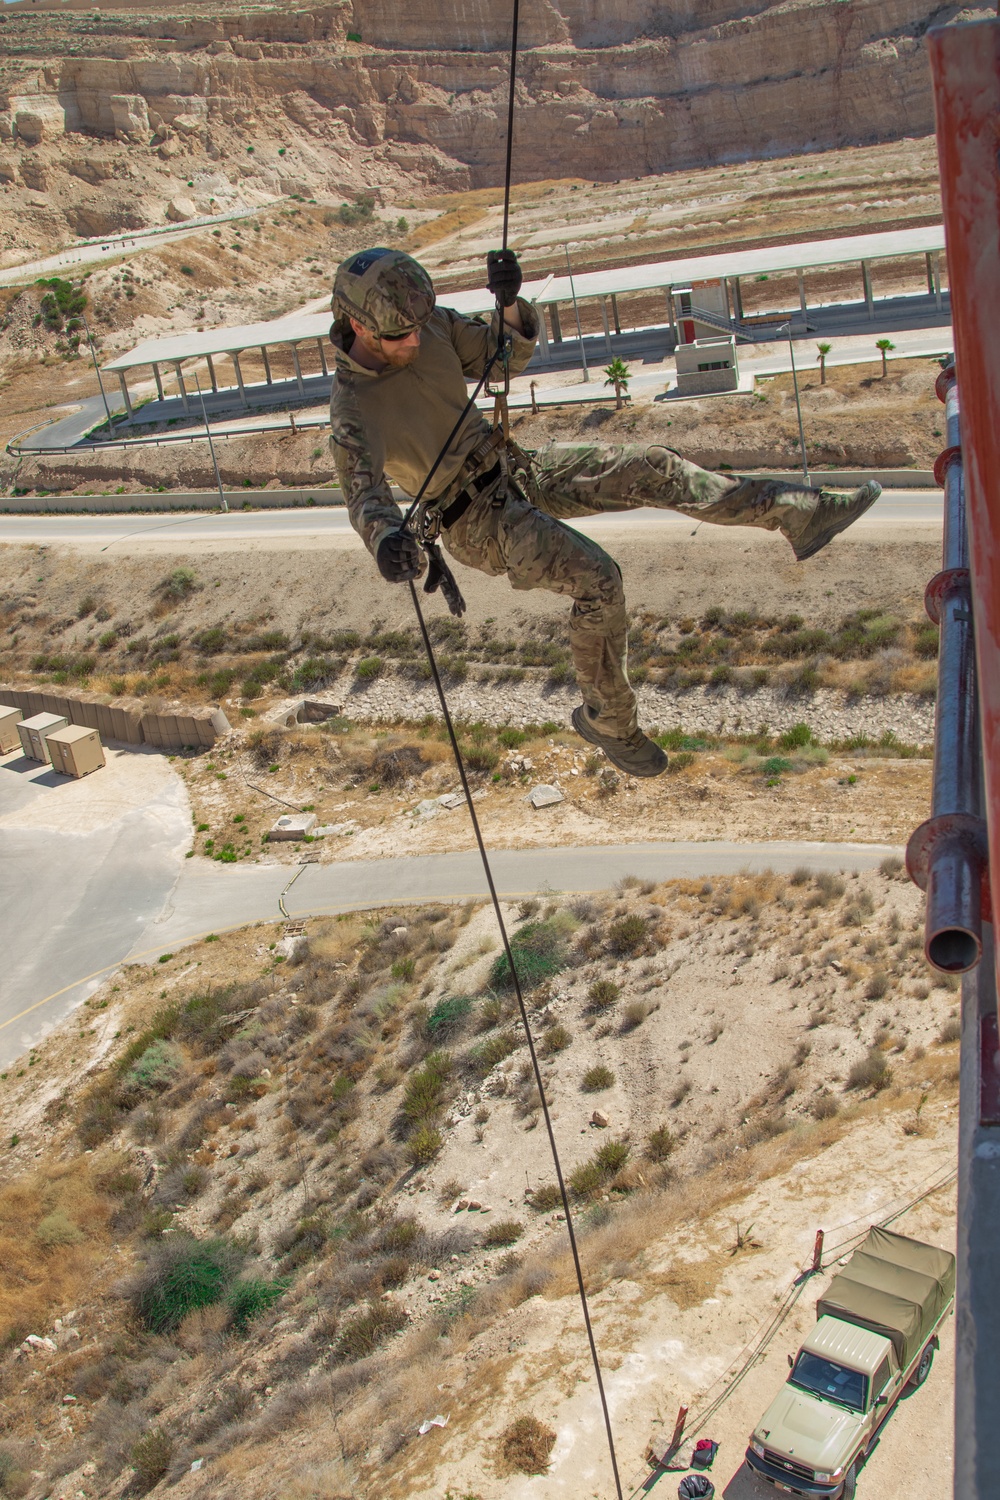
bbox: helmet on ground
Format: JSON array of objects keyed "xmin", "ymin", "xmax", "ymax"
[{"xmin": 331, "ymin": 248, "xmax": 436, "ymax": 339}]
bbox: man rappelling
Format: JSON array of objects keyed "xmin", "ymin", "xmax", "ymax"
[{"xmin": 328, "ymin": 246, "xmax": 881, "ymax": 778}]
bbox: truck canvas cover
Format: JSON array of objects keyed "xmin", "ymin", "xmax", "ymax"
[{"xmin": 817, "ymin": 1226, "xmax": 956, "ymax": 1372}]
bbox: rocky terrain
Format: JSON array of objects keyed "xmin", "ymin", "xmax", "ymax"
[
  {"xmin": 0, "ymin": 864, "xmax": 960, "ymax": 1499},
  {"xmin": 0, "ymin": 1, "xmax": 987, "ymax": 263}
]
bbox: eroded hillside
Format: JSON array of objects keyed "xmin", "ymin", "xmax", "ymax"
[
  {"xmin": 0, "ymin": 865, "xmax": 960, "ymax": 1498},
  {"xmin": 0, "ymin": 0, "xmax": 982, "ymax": 261}
]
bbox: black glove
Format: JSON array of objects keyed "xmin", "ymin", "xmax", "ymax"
[
  {"xmin": 424, "ymin": 539, "xmax": 467, "ymax": 618},
  {"xmin": 376, "ymin": 529, "xmax": 422, "ymax": 583},
  {"xmin": 487, "ymin": 248, "xmax": 522, "ymax": 308}
]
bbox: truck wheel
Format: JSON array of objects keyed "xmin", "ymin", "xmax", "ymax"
[
  {"xmin": 909, "ymin": 1343, "xmax": 934, "ymax": 1388},
  {"xmin": 840, "ymin": 1463, "xmax": 857, "ymax": 1500}
]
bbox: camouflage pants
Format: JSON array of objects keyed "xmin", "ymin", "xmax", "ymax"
[{"xmin": 440, "ymin": 442, "xmax": 790, "ymax": 740}]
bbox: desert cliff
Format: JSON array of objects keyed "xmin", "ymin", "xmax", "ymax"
[{"xmin": 0, "ymin": 1, "xmax": 986, "ymax": 258}]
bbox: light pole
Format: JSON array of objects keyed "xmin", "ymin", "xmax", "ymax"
[
  {"xmin": 779, "ymin": 321, "xmax": 810, "ymax": 484},
  {"xmin": 79, "ymin": 311, "xmax": 112, "ymax": 430},
  {"xmin": 563, "ymin": 242, "xmax": 589, "ymax": 383},
  {"xmin": 193, "ymin": 372, "xmax": 228, "ymax": 513}
]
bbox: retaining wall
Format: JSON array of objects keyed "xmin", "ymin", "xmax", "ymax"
[{"xmin": 0, "ymin": 686, "xmax": 229, "ymax": 749}]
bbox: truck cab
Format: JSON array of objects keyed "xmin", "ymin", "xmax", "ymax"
[{"xmin": 747, "ymin": 1317, "xmax": 900, "ymax": 1496}]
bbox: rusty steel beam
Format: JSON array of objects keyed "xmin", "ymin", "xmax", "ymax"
[{"xmin": 927, "ymin": 18, "xmax": 1000, "ymax": 990}]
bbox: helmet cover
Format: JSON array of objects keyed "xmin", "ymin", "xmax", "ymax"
[{"xmin": 331, "ymin": 248, "xmax": 436, "ymax": 339}]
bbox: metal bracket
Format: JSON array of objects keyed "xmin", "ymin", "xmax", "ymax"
[
  {"xmin": 934, "ymin": 444, "xmax": 963, "ymax": 486},
  {"xmin": 925, "ymin": 566, "xmax": 971, "ymax": 625},
  {"xmin": 907, "ymin": 812, "xmax": 991, "ymax": 917}
]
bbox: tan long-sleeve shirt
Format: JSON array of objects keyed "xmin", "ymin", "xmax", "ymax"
[{"xmin": 328, "ymin": 300, "xmax": 538, "ymax": 557}]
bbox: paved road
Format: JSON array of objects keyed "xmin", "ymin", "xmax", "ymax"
[
  {"xmin": 0, "ymin": 749, "xmax": 190, "ymax": 1071},
  {"xmin": 0, "ymin": 490, "xmax": 943, "ymax": 548},
  {"xmin": 0, "ymin": 204, "xmax": 264, "ymax": 288},
  {"xmin": 138, "ymin": 838, "xmax": 900, "ymax": 958}
]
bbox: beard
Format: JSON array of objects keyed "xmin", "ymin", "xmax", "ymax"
[{"xmin": 377, "ymin": 338, "xmax": 421, "ymax": 368}]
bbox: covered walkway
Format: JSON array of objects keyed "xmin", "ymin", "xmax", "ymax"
[{"xmin": 102, "ymin": 225, "xmax": 947, "ymax": 418}]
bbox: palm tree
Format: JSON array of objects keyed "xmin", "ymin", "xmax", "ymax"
[
  {"xmin": 876, "ymin": 338, "xmax": 895, "ymax": 378},
  {"xmin": 604, "ymin": 357, "xmax": 631, "ymax": 410},
  {"xmin": 816, "ymin": 342, "xmax": 831, "ymax": 385}
]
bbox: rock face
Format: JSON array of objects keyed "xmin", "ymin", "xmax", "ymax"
[{"xmin": 0, "ymin": 1, "xmax": 966, "ymax": 203}]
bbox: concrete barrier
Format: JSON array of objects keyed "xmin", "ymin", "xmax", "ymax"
[
  {"xmin": 0, "ymin": 686, "xmax": 229, "ymax": 749},
  {"xmin": 0, "ymin": 472, "xmax": 938, "ymax": 515},
  {"xmin": 0, "ymin": 489, "xmax": 346, "ymax": 514}
]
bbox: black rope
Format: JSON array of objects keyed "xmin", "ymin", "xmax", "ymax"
[
  {"xmin": 408, "ymin": 582, "xmax": 624, "ymax": 1500},
  {"xmin": 397, "ymin": 345, "xmax": 503, "ymax": 535},
  {"xmin": 500, "ymin": 0, "xmax": 520, "ymax": 252}
]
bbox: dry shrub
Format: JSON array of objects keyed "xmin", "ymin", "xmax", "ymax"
[
  {"xmin": 645, "ymin": 1124, "xmax": 674, "ymax": 1162},
  {"xmin": 865, "ymin": 970, "xmax": 891, "ymax": 1000},
  {"xmin": 607, "ymin": 913, "xmax": 648, "ymax": 957},
  {"xmin": 333, "ymin": 1301, "xmax": 408, "ymax": 1363},
  {"xmin": 810, "ymin": 1090, "xmax": 840, "ymax": 1120},
  {"xmin": 527, "ymin": 1184, "xmax": 562, "ymax": 1212},
  {"xmin": 620, "ymin": 998, "xmax": 652, "ymax": 1033},
  {"xmin": 130, "ymin": 1429, "xmax": 173, "ymax": 1496},
  {"xmin": 587, "ymin": 978, "xmax": 620, "ymax": 1011},
  {"xmin": 0, "ymin": 1158, "xmax": 113, "ymax": 1346},
  {"xmin": 483, "ymin": 1219, "xmax": 524, "ymax": 1248},
  {"xmin": 846, "ymin": 1048, "xmax": 894, "ymax": 1093},
  {"xmin": 582, "ymin": 1064, "xmax": 615, "ymax": 1092},
  {"xmin": 368, "ymin": 743, "xmax": 427, "ymax": 787},
  {"xmin": 937, "ymin": 1016, "xmax": 962, "ymax": 1044},
  {"xmin": 247, "ymin": 726, "xmax": 283, "ymax": 770},
  {"xmin": 496, "ymin": 1415, "xmax": 556, "ymax": 1476}
]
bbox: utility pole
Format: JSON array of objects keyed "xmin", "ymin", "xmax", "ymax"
[
  {"xmin": 780, "ymin": 322, "xmax": 810, "ymax": 484},
  {"xmin": 79, "ymin": 312, "xmax": 112, "ymax": 430},
  {"xmin": 563, "ymin": 243, "xmax": 589, "ymax": 383},
  {"xmin": 193, "ymin": 372, "xmax": 228, "ymax": 513}
]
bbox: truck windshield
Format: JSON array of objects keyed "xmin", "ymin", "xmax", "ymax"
[{"xmin": 790, "ymin": 1353, "xmax": 868, "ymax": 1412}]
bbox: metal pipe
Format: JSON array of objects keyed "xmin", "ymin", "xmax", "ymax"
[
  {"xmin": 927, "ymin": 18, "xmax": 1000, "ymax": 996},
  {"xmin": 563, "ymin": 244, "xmax": 589, "ymax": 382},
  {"xmin": 907, "ymin": 363, "xmax": 986, "ymax": 971},
  {"xmin": 778, "ymin": 322, "xmax": 809, "ymax": 484}
]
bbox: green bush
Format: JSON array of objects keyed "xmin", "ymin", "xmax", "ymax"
[
  {"xmin": 607, "ymin": 914, "xmax": 648, "ymax": 957},
  {"xmin": 401, "ymin": 1050, "xmax": 452, "ymax": 1121},
  {"xmin": 541, "ymin": 1023, "xmax": 571, "ymax": 1055},
  {"xmin": 291, "ymin": 656, "xmax": 340, "ymax": 691},
  {"xmin": 355, "ymin": 655, "xmax": 385, "ymax": 680},
  {"xmin": 132, "ymin": 1234, "xmax": 244, "ymax": 1333},
  {"xmin": 489, "ymin": 915, "xmax": 573, "ymax": 991},
  {"xmin": 569, "ymin": 1137, "xmax": 630, "ymax": 1198},
  {"xmin": 333, "ymin": 1300, "xmax": 407, "ymax": 1362},
  {"xmin": 587, "ymin": 979, "xmax": 620, "ymax": 1011},
  {"xmin": 581, "ymin": 1064, "xmax": 614, "ymax": 1092},
  {"xmin": 405, "ymin": 1125, "xmax": 443, "ymax": 1164},
  {"xmin": 464, "ymin": 741, "xmax": 499, "ymax": 772},
  {"xmin": 226, "ymin": 1275, "xmax": 290, "ymax": 1332},
  {"xmin": 130, "ymin": 1429, "xmax": 172, "ymax": 1496},
  {"xmin": 528, "ymin": 1183, "xmax": 562, "ymax": 1212},
  {"xmin": 498, "ymin": 727, "xmax": 528, "ymax": 749},
  {"xmin": 645, "ymin": 1124, "xmax": 674, "ymax": 1162},
  {"xmin": 469, "ymin": 1030, "xmax": 518, "ymax": 1074},
  {"xmin": 194, "ymin": 626, "xmax": 227, "ymax": 654},
  {"xmin": 123, "ymin": 1039, "xmax": 183, "ymax": 1094},
  {"xmin": 426, "ymin": 995, "xmax": 473, "ymax": 1035},
  {"xmin": 161, "ymin": 566, "xmax": 196, "ymax": 599},
  {"xmin": 779, "ymin": 722, "xmax": 813, "ymax": 749}
]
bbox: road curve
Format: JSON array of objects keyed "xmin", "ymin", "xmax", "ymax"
[
  {"xmin": 0, "ymin": 491, "xmax": 942, "ymax": 548},
  {"xmin": 1, "ymin": 836, "xmax": 900, "ymax": 1069}
]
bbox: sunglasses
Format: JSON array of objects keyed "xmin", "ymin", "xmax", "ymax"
[{"xmin": 379, "ymin": 326, "xmax": 420, "ymax": 343}]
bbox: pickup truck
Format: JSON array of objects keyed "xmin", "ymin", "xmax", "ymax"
[{"xmin": 745, "ymin": 1225, "xmax": 955, "ymax": 1499}]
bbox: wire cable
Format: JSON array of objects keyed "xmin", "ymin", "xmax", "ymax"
[{"xmin": 408, "ymin": 580, "xmax": 624, "ymax": 1500}]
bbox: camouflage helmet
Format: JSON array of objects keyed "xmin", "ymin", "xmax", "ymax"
[{"xmin": 331, "ymin": 247, "xmax": 436, "ymax": 339}]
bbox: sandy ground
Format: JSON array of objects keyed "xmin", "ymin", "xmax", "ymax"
[{"xmin": 399, "ymin": 1108, "xmax": 957, "ymax": 1500}]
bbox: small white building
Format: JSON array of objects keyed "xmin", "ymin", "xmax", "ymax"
[{"xmin": 675, "ymin": 335, "xmax": 740, "ymax": 396}]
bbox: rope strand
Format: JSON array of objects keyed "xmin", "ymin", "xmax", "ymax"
[{"xmin": 408, "ymin": 581, "xmax": 624, "ymax": 1500}]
